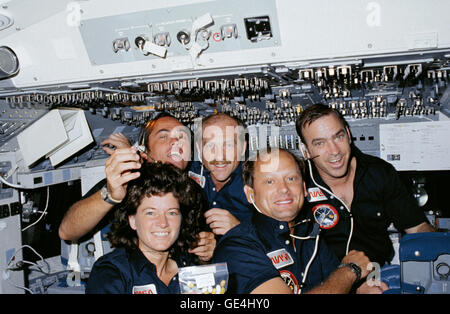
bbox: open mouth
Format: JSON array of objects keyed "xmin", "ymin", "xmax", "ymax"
[
  {"xmin": 328, "ymin": 156, "xmax": 344, "ymax": 168},
  {"xmin": 274, "ymin": 199, "xmax": 293, "ymax": 205},
  {"xmin": 152, "ymin": 232, "xmax": 169, "ymax": 237},
  {"xmin": 213, "ymin": 163, "xmax": 229, "ymax": 168},
  {"xmin": 211, "ymin": 161, "xmax": 231, "ymax": 168},
  {"xmin": 168, "ymin": 151, "xmax": 183, "ymax": 161}
]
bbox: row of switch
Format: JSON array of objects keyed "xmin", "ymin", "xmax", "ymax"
[{"xmin": 112, "ymin": 23, "xmax": 239, "ymax": 55}]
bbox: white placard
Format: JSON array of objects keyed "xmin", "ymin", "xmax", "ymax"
[
  {"xmin": 195, "ymin": 273, "xmax": 216, "ymax": 289},
  {"xmin": 379, "ymin": 121, "xmax": 450, "ymax": 171}
]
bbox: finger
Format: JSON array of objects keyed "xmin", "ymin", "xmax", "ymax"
[
  {"xmin": 100, "ymin": 138, "xmax": 114, "ymax": 146},
  {"xmin": 189, "ymin": 246, "xmax": 208, "ymax": 254},
  {"xmin": 208, "ymin": 221, "xmax": 225, "ymax": 230},
  {"xmin": 101, "ymin": 134, "xmax": 125, "ymax": 146},
  {"xmin": 106, "ymin": 162, "xmax": 141, "ymax": 180},
  {"xmin": 106, "ymin": 152, "xmax": 139, "ymax": 170},
  {"xmin": 195, "ymin": 236, "xmax": 216, "ymax": 247},
  {"xmin": 210, "ymin": 225, "xmax": 227, "ymax": 236},
  {"xmin": 205, "ymin": 215, "xmax": 217, "ymax": 225},
  {"xmin": 195, "ymin": 237, "xmax": 209, "ymax": 246},
  {"xmin": 109, "ymin": 148, "xmax": 140, "ymax": 163},
  {"xmin": 204, "ymin": 212, "xmax": 231, "ymax": 225},
  {"xmin": 199, "ymin": 256, "xmax": 213, "ymax": 262},
  {"xmin": 195, "ymin": 248, "xmax": 215, "ymax": 257},
  {"xmin": 188, "ymin": 243, "xmax": 215, "ymax": 256},
  {"xmin": 204, "ymin": 208, "xmax": 227, "ymax": 217},
  {"xmin": 115, "ymin": 171, "xmax": 141, "ymax": 186},
  {"xmin": 102, "ymin": 146, "xmax": 115, "ymax": 155},
  {"xmin": 190, "ymin": 250, "xmax": 213, "ymax": 260},
  {"xmin": 107, "ymin": 152, "xmax": 140, "ymax": 170},
  {"xmin": 197, "ymin": 231, "xmax": 214, "ymax": 239},
  {"xmin": 205, "ymin": 213, "xmax": 225, "ymax": 225},
  {"xmin": 107, "ymin": 173, "xmax": 140, "ymax": 196},
  {"xmin": 379, "ymin": 281, "xmax": 389, "ymax": 291},
  {"xmin": 139, "ymin": 151, "xmax": 149, "ymax": 162},
  {"xmin": 114, "ymin": 160, "xmax": 142, "ymax": 174}
]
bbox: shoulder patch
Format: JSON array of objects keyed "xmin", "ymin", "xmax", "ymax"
[
  {"xmin": 132, "ymin": 283, "xmax": 157, "ymax": 294},
  {"xmin": 188, "ymin": 171, "xmax": 205, "ymax": 188},
  {"xmin": 280, "ymin": 270, "xmax": 299, "ymax": 294},
  {"xmin": 267, "ymin": 248, "xmax": 294, "ymax": 269},
  {"xmin": 312, "ymin": 204, "xmax": 339, "ymax": 229}
]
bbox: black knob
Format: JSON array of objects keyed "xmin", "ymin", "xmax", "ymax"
[{"xmin": 176, "ymin": 30, "xmax": 190, "ymax": 45}]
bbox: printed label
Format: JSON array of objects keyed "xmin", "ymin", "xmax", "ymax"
[
  {"xmin": 188, "ymin": 171, "xmax": 206, "ymax": 188},
  {"xmin": 267, "ymin": 249, "xmax": 294, "ymax": 270},
  {"xmin": 132, "ymin": 283, "xmax": 157, "ymax": 294},
  {"xmin": 307, "ymin": 187, "xmax": 328, "ymax": 202}
]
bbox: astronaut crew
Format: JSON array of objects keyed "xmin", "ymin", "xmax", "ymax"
[{"xmin": 60, "ymin": 104, "xmax": 433, "ymax": 294}]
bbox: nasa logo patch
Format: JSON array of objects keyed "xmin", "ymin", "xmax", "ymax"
[
  {"xmin": 312, "ymin": 204, "xmax": 339, "ymax": 229},
  {"xmin": 132, "ymin": 283, "xmax": 157, "ymax": 294},
  {"xmin": 267, "ymin": 249, "xmax": 294, "ymax": 270},
  {"xmin": 307, "ymin": 187, "xmax": 328, "ymax": 202},
  {"xmin": 188, "ymin": 171, "xmax": 206, "ymax": 188}
]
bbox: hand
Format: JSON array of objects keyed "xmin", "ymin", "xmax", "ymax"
[
  {"xmin": 188, "ymin": 231, "xmax": 216, "ymax": 262},
  {"xmin": 356, "ymin": 280, "xmax": 389, "ymax": 294},
  {"xmin": 104, "ymin": 147, "xmax": 141, "ymax": 202},
  {"xmin": 101, "ymin": 133, "xmax": 131, "ymax": 155},
  {"xmin": 204, "ymin": 208, "xmax": 240, "ymax": 236},
  {"xmin": 341, "ymin": 250, "xmax": 372, "ymax": 279}
]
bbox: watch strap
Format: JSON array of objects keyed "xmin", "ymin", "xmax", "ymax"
[
  {"xmin": 338, "ymin": 262, "xmax": 362, "ymax": 283},
  {"xmin": 101, "ymin": 184, "xmax": 122, "ymax": 205}
]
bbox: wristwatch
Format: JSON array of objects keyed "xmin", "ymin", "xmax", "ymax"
[
  {"xmin": 338, "ymin": 262, "xmax": 362, "ymax": 283},
  {"xmin": 100, "ymin": 184, "xmax": 122, "ymax": 205}
]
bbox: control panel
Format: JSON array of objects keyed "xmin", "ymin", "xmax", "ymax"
[{"xmin": 0, "ymin": 0, "xmax": 448, "ymax": 294}]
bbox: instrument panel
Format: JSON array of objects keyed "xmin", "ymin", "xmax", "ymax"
[{"xmin": 0, "ymin": 0, "xmax": 449, "ymax": 294}]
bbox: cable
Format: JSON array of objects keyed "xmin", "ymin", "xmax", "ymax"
[
  {"xmin": 289, "ymin": 219, "xmax": 314, "ymax": 240},
  {"xmin": 290, "ymin": 234, "xmax": 315, "ymax": 240},
  {"xmin": 298, "ymin": 234, "xmax": 320, "ymax": 294},
  {"xmin": 0, "ymin": 175, "xmax": 26, "ymax": 189},
  {"xmin": 4, "ymin": 244, "xmax": 49, "ymax": 294},
  {"xmin": 22, "ymin": 186, "xmax": 50, "ymax": 232},
  {"xmin": 306, "ymin": 159, "xmax": 354, "ymax": 255},
  {"xmin": 6, "ymin": 245, "xmax": 49, "ymax": 273},
  {"xmin": 6, "ymin": 277, "xmax": 34, "ymax": 294},
  {"xmin": 15, "ymin": 260, "xmax": 50, "ymax": 274},
  {"xmin": 249, "ymin": 194, "xmax": 263, "ymax": 214}
]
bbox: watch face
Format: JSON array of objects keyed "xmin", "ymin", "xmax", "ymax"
[{"xmin": 101, "ymin": 185, "xmax": 108, "ymax": 199}]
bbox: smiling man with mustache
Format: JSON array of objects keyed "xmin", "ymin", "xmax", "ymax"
[{"xmin": 189, "ymin": 113, "xmax": 253, "ymax": 236}]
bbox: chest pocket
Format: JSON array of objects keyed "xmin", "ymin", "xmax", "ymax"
[{"xmin": 355, "ymin": 198, "xmax": 389, "ymax": 232}]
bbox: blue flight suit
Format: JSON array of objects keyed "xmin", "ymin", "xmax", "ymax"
[
  {"xmin": 213, "ymin": 212, "xmax": 339, "ymax": 294},
  {"xmin": 86, "ymin": 247, "xmax": 194, "ymax": 294},
  {"xmin": 188, "ymin": 161, "xmax": 254, "ymax": 225}
]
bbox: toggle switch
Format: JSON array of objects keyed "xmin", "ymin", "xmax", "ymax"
[
  {"xmin": 221, "ymin": 24, "xmax": 238, "ymax": 39},
  {"xmin": 136, "ymin": 35, "xmax": 167, "ymax": 58}
]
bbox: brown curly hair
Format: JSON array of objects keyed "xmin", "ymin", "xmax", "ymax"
[{"xmin": 107, "ymin": 162, "xmax": 207, "ymax": 263}]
